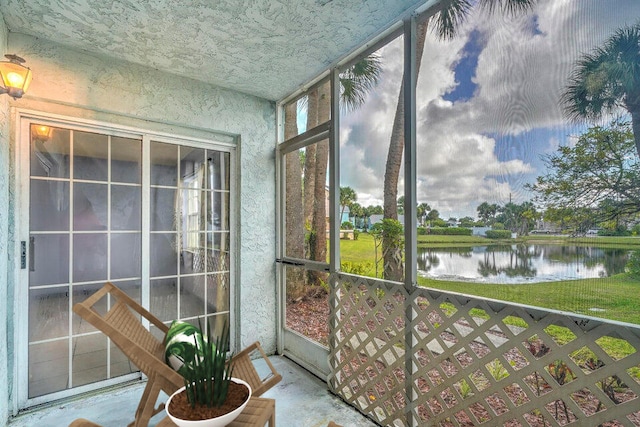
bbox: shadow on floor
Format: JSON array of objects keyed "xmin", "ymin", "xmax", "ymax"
[{"xmin": 9, "ymin": 356, "xmax": 377, "ymax": 427}]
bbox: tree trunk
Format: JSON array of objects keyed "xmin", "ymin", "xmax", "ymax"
[
  {"xmin": 303, "ymin": 89, "xmax": 319, "ymax": 243},
  {"xmin": 381, "ymin": 20, "xmax": 430, "ymax": 282},
  {"xmin": 284, "ymin": 102, "xmax": 306, "ymax": 298},
  {"xmin": 630, "ymin": 107, "xmax": 640, "ymax": 160},
  {"xmin": 310, "ymin": 81, "xmax": 331, "ymax": 284}
]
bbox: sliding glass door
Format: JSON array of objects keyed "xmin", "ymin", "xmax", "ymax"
[{"xmin": 17, "ymin": 114, "xmax": 235, "ymax": 408}]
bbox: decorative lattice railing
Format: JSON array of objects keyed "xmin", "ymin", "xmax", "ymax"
[{"xmin": 328, "ymin": 272, "xmax": 640, "ymax": 427}]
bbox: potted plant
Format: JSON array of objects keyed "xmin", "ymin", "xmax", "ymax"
[{"xmin": 165, "ymin": 320, "xmax": 251, "ymax": 427}]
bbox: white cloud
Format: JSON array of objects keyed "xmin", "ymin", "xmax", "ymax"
[{"xmin": 339, "ymin": 0, "xmax": 640, "ymax": 219}]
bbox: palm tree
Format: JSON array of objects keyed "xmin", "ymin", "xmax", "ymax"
[
  {"xmin": 284, "ymin": 102, "xmax": 307, "ymax": 296},
  {"xmin": 416, "ymin": 202, "xmax": 430, "ymax": 226},
  {"xmin": 308, "ymin": 56, "xmax": 382, "ymax": 283},
  {"xmin": 382, "ymin": 0, "xmax": 536, "ymax": 281},
  {"xmin": 339, "ymin": 186, "xmax": 357, "ymax": 223},
  {"xmin": 562, "ymin": 23, "xmax": 640, "ymax": 158}
]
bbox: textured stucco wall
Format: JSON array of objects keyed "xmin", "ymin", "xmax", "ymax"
[
  {"xmin": 4, "ymin": 32, "xmax": 276, "ymax": 415},
  {"xmin": 0, "ymin": 10, "xmax": 10, "ymax": 426}
]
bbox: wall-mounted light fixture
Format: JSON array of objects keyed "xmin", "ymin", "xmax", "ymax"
[
  {"xmin": 0, "ymin": 54, "xmax": 32, "ymax": 99},
  {"xmin": 33, "ymin": 125, "xmax": 52, "ymax": 142}
]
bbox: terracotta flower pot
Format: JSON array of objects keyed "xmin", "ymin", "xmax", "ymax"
[{"xmin": 166, "ymin": 378, "xmax": 252, "ymax": 427}]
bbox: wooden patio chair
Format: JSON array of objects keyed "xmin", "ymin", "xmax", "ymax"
[
  {"xmin": 231, "ymin": 341, "xmax": 282, "ymax": 397},
  {"xmin": 73, "ymin": 282, "xmax": 183, "ymax": 427},
  {"xmin": 73, "ymin": 282, "xmax": 282, "ymax": 427}
]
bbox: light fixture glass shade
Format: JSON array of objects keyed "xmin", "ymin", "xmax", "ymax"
[
  {"xmin": 33, "ymin": 124, "xmax": 52, "ymax": 141},
  {"xmin": 0, "ymin": 55, "xmax": 32, "ymax": 99}
]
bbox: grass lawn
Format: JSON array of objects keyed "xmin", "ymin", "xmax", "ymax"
[
  {"xmin": 339, "ymin": 232, "xmax": 640, "ymax": 325},
  {"xmin": 337, "ymin": 232, "xmax": 640, "ymax": 374}
]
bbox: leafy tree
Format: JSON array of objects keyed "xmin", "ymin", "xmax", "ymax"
[
  {"xmin": 370, "ymin": 219, "xmax": 404, "ymax": 281},
  {"xmin": 381, "ymin": 0, "xmax": 536, "ymax": 281},
  {"xmin": 529, "ymin": 120, "xmax": 640, "ymax": 222},
  {"xmin": 308, "ymin": 57, "xmax": 381, "ymax": 283},
  {"xmin": 477, "ymin": 202, "xmax": 499, "ymax": 225},
  {"xmin": 496, "ymin": 202, "xmax": 540, "ymax": 235},
  {"xmin": 562, "ymin": 23, "xmax": 640, "ymax": 157},
  {"xmin": 459, "ymin": 216, "xmax": 475, "ymax": 227},
  {"xmin": 284, "ymin": 102, "xmax": 306, "ymax": 296},
  {"xmin": 349, "ymin": 202, "xmax": 364, "ymax": 229},
  {"xmin": 426, "ymin": 209, "xmax": 440, "ymax": 222},
  {"xmin": 543, "ymin": 206, "xmax": 595, "ymax": 234},
  {"xmin": 367, "ymin": 205, "xmax": 384, "ymax": 215},
  {"xmin": 340, "ymin": 186, "xmax": 357, "ymax": 222},
  {"xmin": 397, "ymin": 195, "xmax": 405, "ymax": 215},
  {"xmin": 417, "ymin": 202, "xmax": 431, "ymax": 225}
]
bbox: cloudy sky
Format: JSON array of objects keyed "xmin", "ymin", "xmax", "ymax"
[{"xmin": 338, "ymin": 0, "xmax": 640, "ymax": 220}]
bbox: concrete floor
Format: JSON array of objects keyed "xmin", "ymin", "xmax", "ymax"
[{"xmin": 9, "ymin": 356, "xmax": 377, "ymax": 427}]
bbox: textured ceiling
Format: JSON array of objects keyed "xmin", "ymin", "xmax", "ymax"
[{"xmin": 0, "ymin": 0, "xmax": 425, "ymax": 101}]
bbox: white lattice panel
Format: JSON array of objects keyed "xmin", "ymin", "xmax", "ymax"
[{"xmin": 329, "ymin": 273, "xmax": 640, "ymax": 427}]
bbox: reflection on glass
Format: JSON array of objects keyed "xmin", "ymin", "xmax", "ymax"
[
  {"xmin": 72, "ymin": 283, "xmax": 107, "ymax": 335},
  {"xmin": 111, "ymin": 344, "xmax": 135, "ymax": 377},
  {"xmin": 111, "ymin": 137, "xmax": 141, "ymax": 184},
  {"xmin": 73, "ymin": 233, "xmax": 107, "ymax": 282},
  {"xmin": 180, "ymin": 275, "xmax": 206, "ymax": 319},
  {"xmin": 182, "ymin": 189, "xmax": 206, "ymax": 233},
  {"xmin": 150, "ymin": 141, "xmax": 177, "ymax": 186},
  {"xmin": 208, "ymin": 151, "xmax": 230, "ymax": 190},
  {"xmin": 30, "ymin": 180, "xmax": 69, "ymax": 231},
  {"xmin": 111, "ymin": 233, "xmax": 141, "ymax": 279},
  {"xmin": 150, "ymin": 233, "xmax": 178, "ymax": 277},
  {"xmin": 150, "ymin": 278, "xmax": 177, "ymax": 322},
  {"xmin": 72, "ymin": 334, "xmax": 107, "ymax": 387},
  {"xmin": 73, "ymin": 183, "xmax": 107, "ymax": 231},
  {"xmin": 206, "ymin": 247, "xmax": 229, "ymax": 273},
  {"xmin": 209, "ymin": 192, "xmax": 229, "ymax": 231},
  {"xmin": 30, "ymin": 126, "xmax": 70, "ymax": 178},
  {"xmin": 29, "ymin": 339, "xmax": 69, "ymax": 398},
  {"xmin": 29, "ymin": 286, "xmax": 69, "ymax": 341},
  {"xmin": 150, "ymin": 187, "xmax": 177, "ymax": 231},
  {"xmin": 210, "ymin": 234, "xmax": 230, "ymax": 255},
  {"xmin": 207, "ymin": 272, "xmax": 229, "ymax": 314},
  {"xmin": 207, "ymin": 313, "xmax": 230, "ymax": 343},
  {"xmin": 111, "ymin": 185, "xmax": 141, "ymax": 230},
  {"xmin": 180, "ymin": 146, "xmax": 205, "ymax": 185},
  {"xmin": 29, "ymin": 234, "xmax": 69, "ymax": 286},
  {"xmin": 74, "ymin": 130, "xmax": 108, "ymax": 181}
]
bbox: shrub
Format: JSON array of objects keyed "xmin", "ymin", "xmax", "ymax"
[
  {"xmin": 485, "ymin": 230, "xmax": 512, "ymax": 239},
  {"xmin": 428, "ymin": 227, "xmax": 472, "ymax": 236},
  {"xmin": 598, "ymin": 226, "xmax": 630, "ymax": 236},
  {"xmin": 341, "ymin": 261, "xmax": 375, "ymax": 276},
  {"xmin": 353, "ymin": 229, "xmax": 360, "ymax": 240},
  {"xmin": 626, "ymin": 250, "xmax": 640, "ymax": 278},
  {"xmin": 417, "ymin": 226, "xmax": 428, "ymax": 235},
  {"xmin": 341, "ymin": 221, "xmax": 354, "ymax": 230}
]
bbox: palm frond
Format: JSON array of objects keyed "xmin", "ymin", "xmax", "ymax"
[
  {"xmin": 561, "ymin": 22, "xmax": 640, "ymax": 122},
  {"xmin": 340, "ymin": 53, "xmax": 382, "ymax": 111},
  {"xmin": 478, "ymin": 0, "xmax": 536, "ymax": 16},
  {"xmin": 433, "ymin": 0, "xmax": 473, "ymax": 40},
  {"xmin": 434, "ymin": 0, "xmax": 535, "ymax": 40}
]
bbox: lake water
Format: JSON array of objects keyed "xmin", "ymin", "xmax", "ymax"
[{"xmin": 417, "ymin": 244, "xmax": 630, "ymax": 284}]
